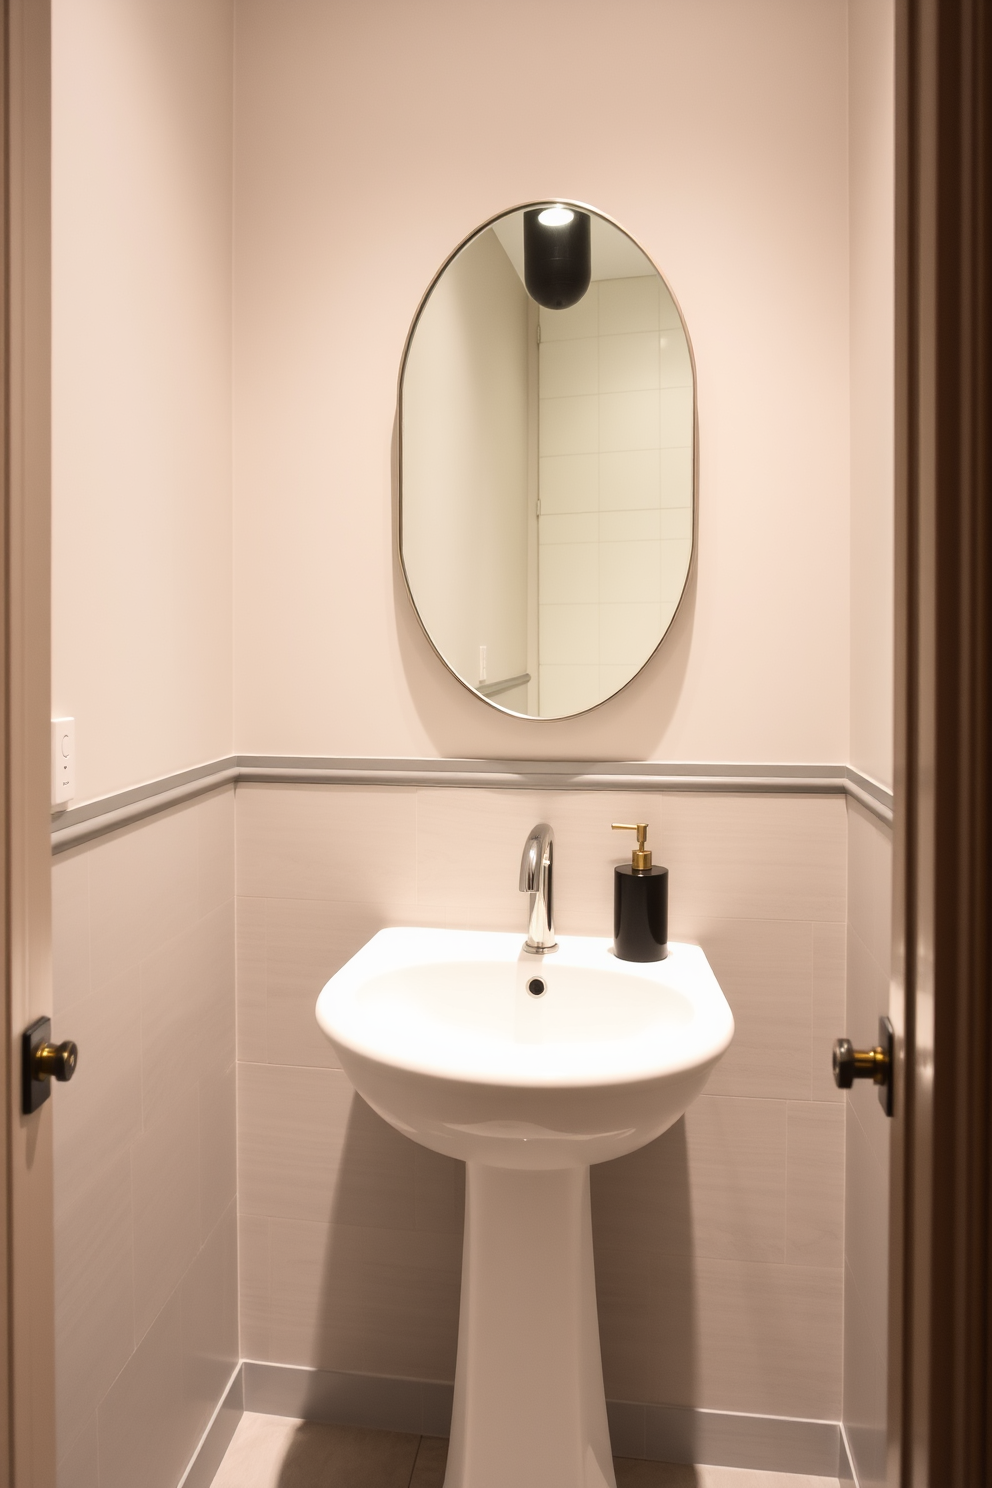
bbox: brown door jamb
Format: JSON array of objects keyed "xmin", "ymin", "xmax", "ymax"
[{"xmin": 893, "ymin": 0, "xmax": 992, "ymax": 1482}]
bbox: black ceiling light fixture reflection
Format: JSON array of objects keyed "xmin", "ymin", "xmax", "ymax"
[{"xmin": 523, "ymin": 205, "xmax": 591, "ymax": 310}]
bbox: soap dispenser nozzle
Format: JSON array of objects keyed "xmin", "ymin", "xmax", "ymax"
[{"xmin": 612, "ymin": 822, "xmax": 652, "ymax": 872}]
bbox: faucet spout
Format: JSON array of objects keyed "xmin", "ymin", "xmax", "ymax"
[{"xmin": 519, "ymin": 822, "xmax": 558, "ymax": 954}]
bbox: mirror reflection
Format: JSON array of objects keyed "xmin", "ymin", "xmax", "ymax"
[{"xmin": 400, "ymin": 203, "xmax": 694, "ymax": 718}]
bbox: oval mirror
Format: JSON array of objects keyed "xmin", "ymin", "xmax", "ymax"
[{"xmin": 399, "ymin": 202, "xmax": 695, "ymax": 718}]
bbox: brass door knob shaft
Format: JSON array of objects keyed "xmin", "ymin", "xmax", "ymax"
[
  {"xmin": 22, "ymin": 1016, "xmax": 78, "ymax": 1114},
  {"xmin": 832, "ymin": 1015, "xmax": 894, "ymax": 1117},
  {"xmin": 833, "ymin": 1038, "xmax": 888, "ymax": 1087},
  {"xmin": 33, "ymin": 1040, "xmax": 78, "ymax": 1084}
]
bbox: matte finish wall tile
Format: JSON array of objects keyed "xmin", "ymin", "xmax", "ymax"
[
  {"xmin": 181, "ymin": 1202, "xmax": 239, "ymax": 1444},
  {"xmin": 232, "ymin": 784, "xmax": 849, "ymax": 1421},
  {"xmin": 266, "ymin": 1217, "xmax": 461, "ymax": 1379},
  {"xmin": 539, "ymin": 394, "xmax": 599, "ymax": 457},
  {"xmin": 844, "ymin": 1100, "xmax": 888, "ymax": 1362},
  {"xmin": 846, "ymin": 803, "xmax": 892, "ymax": 968},
  {"xmin": 599, "ymin": 331, "xmax": 661, "ymax": 393},
  {"xmin": 54, "ymin": 1152, "xmax": 135, "ymax": 1463},
  {"xmin": 141, "ymin": 801, "xmax": 203, "ymax": 952},
  {"xmin": 599, "ymin": 449, "xmax": 662, "ymax": 509},
  {"xmin": 593, "ymin": 1099, "xmax": 787, "ymax": 1266},
  {"xmin": 597, "ymin": 1247, "xmax": 843, "ymax": 1420},
  {"xmin": 538, "ymin": 452, "xmax": 599, "ymax": 513},
  {"xmin": 540, "ymin": 513, "xmax": 600, "ymax": 546},
  {"xmin": 236, "ymin": 785, "xmax": 418, "ymax": 906},
  {"xmin": 198, "ymin": 786, "xmax": 236, "ymax": 917},
  {"xmin": 413, "ymin": 1146, "xmax": 465, "ymax": 1237},
  {"xmin": 786, "ymin": 1102, "xmax": 844, "ymax": 1267},
  {"xmin": 239, "ymin": 1064, "xmax": 418, "ymax": 1229},
  {"xmin": 56, "ymin": 1414, "xmax": 99, "ymax": 1488},
  {"xmin": 599, "ymin": 390, "xmax": 661, "ymax": 452},
  {"xmin": 415, "ymin": 789, "xmax": 578, "ymax": 931},
  {"xmin": 662, "ymin": 794, "xmax": 847, "ymax": 926},
  {"xmin": 843, "ymin": 795, "xmax": 891, "ymax": 1467},
  {"xmin": 54, "ymin": 790, "xmax": 238, "ymax": 1488},
  {"xmin": 599, "ymin": 511, "xmax": 662, "ymax": 543},
  {"xmin": 539, "ymin": 336, "xmax": 598, "ymax": 397},
  {"xmin": 88, "ymin": 824, "xmax": 158, "ymax": 987},
  {"xmin": 539, "ymin": 541, "xmax": 599, "ymax": 603},
  {"xmin": 238, "ymin": 1212, "xmax": 271, "ymax": 1362},
  {"xmin": 539, "ymin": 603, "xmax": 599, "ymax": 665},
  {"xmin": 600, "ymin": 538, "xmax": 663, "ymax": 603},
  {"xmin": 843, "ymin": 1261, "xmax": 888, "ymax": 1488},
  {"xmin": 97, "ymin": 1289, "xmax": 199, "ymax": 1488},
  {"xmin": 811, "ymin": 921, "xmax": 846, "ymax": 1103},
  {"xmin": 262, "ymin": 897, "xmax": 370, "ymax": 1069},
  {"xmin": 598, "ymin": 277, "xmax": 659, "ymax": 335},
  {"xmin": 52, "ymin": 847, "xmax": 91, "ymax": 1015},
  {"xmin": 131, "ymin": 1091, "xmax": 200, "ymax": 1343},
  {"xmin": 140, "ymin": 902, "xmax": 235, "ymax": 1128},
  {"xmin": 53, "ymin": 967, "xmax": 142, "ymax": 1215},
  {"xmin": 199, "ymin": 1061, "xmax": 237, "ymax": 1242},
  {"xmin": 236, "ymin": 895, "xmax": 268, "ymax": 1063},
  {"xmin": 697, "ymin": 918, "xmax": 813, "ymax": 1102},
  {"xmin": 685, "ymin": 1097, "xmax": 788, "ymax": 1262}
]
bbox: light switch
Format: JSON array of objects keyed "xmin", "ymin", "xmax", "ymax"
[{"xmin": 51, "ymin": 718, "xmax": 74, "ymax": 808}]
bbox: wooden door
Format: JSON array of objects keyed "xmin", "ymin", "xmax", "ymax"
[
  {"xmin": 891, "ymin": 0, "xmax": 992, "ymax": 1481},
  {"xmin": 1, "ymin": 0, "xmax": 57, "ymax": 1482}
]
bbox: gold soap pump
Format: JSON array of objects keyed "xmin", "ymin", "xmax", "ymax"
[
  {"xmin": 611, "ymin": 820, "xmax": 668, "ymax": 961},
  {"xmin": 612, "ymin": 821, "xmax": 652, "ymax": 871}
]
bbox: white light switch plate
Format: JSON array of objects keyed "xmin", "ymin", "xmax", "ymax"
[{"xmin": 51, "ymin": 717, "xmax": 74, "ymax": 808}]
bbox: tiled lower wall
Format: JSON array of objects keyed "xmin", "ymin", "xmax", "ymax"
[
  {"xmin": 236, "ymin": 784, "xmax": 847, "ymax": 1422},
  {"xmin": 50, "ymin": 779, "xmax": 879, "ymax": 1488},
  {"xmin": 51, "ymin": 789, "xmax": 238, "ymax": 1488},
  {"xmin": 843, "ymin": 802, "xmax": 892, "ymax": 1486}
]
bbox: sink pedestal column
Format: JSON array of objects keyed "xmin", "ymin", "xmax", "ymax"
[{"xmin": 444, "ymin": 1162, "xmax": 616, "ymax": 1488}]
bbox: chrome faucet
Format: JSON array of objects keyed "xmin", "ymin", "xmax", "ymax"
[{"xmin": 519, "ymin": 822, "xmax": 558, "ymax": 954}]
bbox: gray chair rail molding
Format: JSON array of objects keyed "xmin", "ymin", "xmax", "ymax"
[{"xmin": 50, "ymin": 754, "xmax": 893, "ymax": 854}]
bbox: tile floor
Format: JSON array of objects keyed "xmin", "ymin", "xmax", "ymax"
[{"xmin": 210, "ymin": 1413, "xmax": 842, "ymax": 1488}]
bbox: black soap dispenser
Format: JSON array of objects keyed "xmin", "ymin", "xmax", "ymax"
[{"xmin": 612, "ymin": 822, "xmax": 668, "ymax": 962}]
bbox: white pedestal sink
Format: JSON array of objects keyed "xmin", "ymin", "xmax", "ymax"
[{"xmin": 316, "ymin": 928, "xmax": 733, "ymax": 1488}]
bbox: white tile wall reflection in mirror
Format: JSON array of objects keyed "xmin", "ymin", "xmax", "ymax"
[{"xmin": 400, "ymin": 204, "xmax": 695, "ymax": 718}]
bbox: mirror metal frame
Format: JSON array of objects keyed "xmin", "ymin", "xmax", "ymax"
[{"xmin": 396, "ymin": 199, "xmax": 699, "ymax": 719}]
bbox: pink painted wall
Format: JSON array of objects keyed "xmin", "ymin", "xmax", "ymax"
[
  {"xmin": 848, "ymin": 0, "xmax": 895, "ymax": 791},
  {"xmin": 233, "ymin": 0, "xmax": 852, "ymax": 765},
  {"xmin": 51, "ymin": 0, "xmax": 234, "ymax": 805}
]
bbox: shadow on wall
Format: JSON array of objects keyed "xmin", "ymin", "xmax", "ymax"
[
  {"xmin": 389, "ymin": 413, "xmax": 697, "ymax": 761},
  {"xmin": 592, "ymin": 1119, "xmax": 698, "ymax": 1421},
  {"xmin": 271, "ymin": 1087, "xmax": 698, "ymax": 1483}
]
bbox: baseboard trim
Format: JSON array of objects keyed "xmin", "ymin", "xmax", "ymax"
[
  {"xmin": 179, "ymin": 1361, "xmax": 854, "ymax": 1485},
  {"xmin": 51, "ymin": 754, "xmax": 893, "ymax": 852},
  {"xmin": 177, "ymin": 1365, "xmax": 243, "ymax": 1488}
]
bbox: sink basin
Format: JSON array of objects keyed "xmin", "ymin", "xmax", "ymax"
[
  {"xmin": 316, "ymin": 928, "xmax": 733, "ymax": 1169},
  {"xmin": 316, "ymin": 927, "xmax": 733, "ymax": 1488}
]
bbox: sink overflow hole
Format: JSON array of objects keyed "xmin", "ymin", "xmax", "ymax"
[{"xmin": 527, "ymin": 977, "xmax": 546, "ymax": 997}]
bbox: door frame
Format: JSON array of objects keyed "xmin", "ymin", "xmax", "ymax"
[
  {"xmin": 1, "ymin": 0, "xmax": 56, "ymax": 1483},
  {"xmin": 891, "ymin": 0, "xmax": 992, "ymax": 1481}
]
